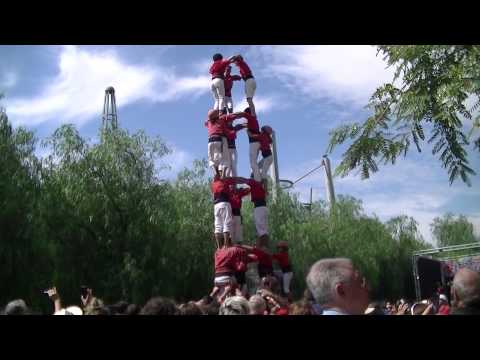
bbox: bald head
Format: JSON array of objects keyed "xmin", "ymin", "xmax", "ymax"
[{"xmin": 452, "ymin": 268, "xmax": 480, "ymax": 308}]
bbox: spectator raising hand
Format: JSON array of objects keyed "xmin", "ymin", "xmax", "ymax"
[{"xmin": 44, "ymin": 287, "xmax": 62, "ymax": 313}]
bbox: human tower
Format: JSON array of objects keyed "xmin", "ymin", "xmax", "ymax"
[{"xmin": 205, "ymin": 53, "xmax": 293, "ymax": 301}]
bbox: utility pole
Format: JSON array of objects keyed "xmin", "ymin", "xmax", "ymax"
[
  {"xmin": 322, "ymin": 155, "xmax": 336, "ymax": 208},
  {"xmin": 270, "ymin": 130, "xmax": 280, "ymax": 202}
]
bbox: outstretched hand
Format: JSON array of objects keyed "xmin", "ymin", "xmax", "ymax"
[
  {"xmin": 396, "ymin": 303, "xmax": 409, "ymax": 315},
  {"xmin": 45, "ymin": 287, "xmax": 59, "ymax": 302}
]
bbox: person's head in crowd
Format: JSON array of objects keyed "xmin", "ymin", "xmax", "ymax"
[
  {"xmin": 3, "ymin": 299, "xmax": 30, "ymax": 315},
  {"xmin": 249, "ymin": 295, "xmax": 267, "ymax": 315},
  {"xmin": 86, "ymin": 305, "xmax": 111, "ymax": 315},
  {"xmin": 260, "ymin": 275, "xmax": 281, "ymax": 295},
  {"xmin": 289, "ymin": 300, "xmax": 314, "ymax": 315},
  {"xmin": 125, "ymin": 304, "xmax": 140, "ymax": 315},
  {"xmin": 385, "ymin": 301, "xmax": 396, "ymax": 314},
  {"xmin": 365, "ymin": 302, "xmax": 385, "ymax": 315},
  {"xmin": 178, "ymin": 302, "xmax": 203, "ymax": 315},
  {"xmin": 451, "ymin": 268, "xmax": 480, "ymax": 314},
  {"xmin": 219, "ymin": 296, "xmax": 250, "ymax": 315},
  {"xmin": 140, "ymin": 297, "xmax": 178, "ymax": 315},
  {"xmin": 83, "ymin": 297, "xmax": 106, "ymax": 315},
  {"xmin": 200, "ymin": 301, "xmax": 221, "ymax": 315},
  {"xmin": 410, "ymin": 302, "xmax": 429, "ymax": 315},
  {"xmin": 306, "ymin": 258, "xmax": 369, "ymax": 315},
  {"xmin": 108, "ymin": 300, "xmax": 129, "ymax": 315},
  {"xmin": 439, "ymin": 294, "xmax": 448, "ymax": 305}
]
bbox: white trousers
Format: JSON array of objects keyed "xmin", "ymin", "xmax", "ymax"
[
  {"xmin": 249, "ymin": 142, "xmax": 261, "ymax": 181},
  {"xmin": 254, "ymin": 205, "xmax": 268, "ymax": 236},
  {"xmin": 225, "ymin": 96, "xmax": 233, "ymax": 112},
  {"xmin": 231, "ymin": 215, "xmax": 243, "ymax": 243},
  {"xmin": 224, "ymin": 147, "xmax": 237, "ymax": 178},
  {"xmin": 246, "ymin": 262, "xmax": 260, "ymax": 296},
  {"xmin": 258, "ymin": 155, "xmax": 273, "ymax": 180},
  {"xmin": 244, "ymin": 78, "xmax": 256, "ymax": 99},
  {"xmin": 282, "ymin": 272, "xmax": 293, "ymax": 294},
  {"xmin": 208, "ymin": 138, "xmax": 229, "ymax": 172},
  {"xmin": 214, "ymin": 202, "xmax": 233, "ymax": 234},
  {"xmin": 211, "ymin": 78, "xmax": 225, "ymax": 111}
]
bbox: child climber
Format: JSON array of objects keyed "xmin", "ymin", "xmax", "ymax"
[{"xmin": 272, "ymin": 241, "xmax": 293, "ymax": 301}]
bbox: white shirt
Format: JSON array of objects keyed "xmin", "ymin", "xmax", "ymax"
[{"xmin": 322, "ymin": 308, "xmax": 348, "ymax": 315}]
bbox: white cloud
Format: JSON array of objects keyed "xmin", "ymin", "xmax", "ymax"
[
  {"xmin": 251, "ymin": 45, "xmax": 395, "ymax": 106},
  {"xmin": 157, "ymin": 144, "xmax": 194, "ymax": 180},
  {"xmin": 0, "ymin": 71, "xmax": 17, "ymax": 89},
  {"xmin": 5, "ymin": 46, "xmax": 210, "ymax": 127},
  {"xmin": 236, "ymin": 95, "xmax": 279, "ymax": 115}
]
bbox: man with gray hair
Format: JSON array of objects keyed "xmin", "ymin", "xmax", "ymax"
[
  {"xmin": 2, "ymin": 299, "xmax": 30, "ymax": 315},
  {"xmin": 219, "ymin": 296, "xmax": 250, "ymax": 315},
  {"xmin": 249, "ymin": 294, "xmax": 267, "ymax": 315},
  {"xmin": 306, "ymin": 258, "xmax": 369, "ymax": 315},
  {"xmin": 450, "ymin": 268, "xmax": 480, "ymax": 315}
]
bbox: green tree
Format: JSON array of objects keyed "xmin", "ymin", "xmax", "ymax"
[
  {"xmin": 328, "ymin": 45, "xmax": 480, "ymax": 185},
  {"xmin": 0, "ymin": 105, "xmax": 53, "ymax": 310},
  {"xmin": 431, "ymin": 213, "xmax": 478, "ymax": 247}
]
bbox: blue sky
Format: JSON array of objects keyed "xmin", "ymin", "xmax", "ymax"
[{"xmin": 1, "ymin": 45, "xmax": 479, "ymax": 243}]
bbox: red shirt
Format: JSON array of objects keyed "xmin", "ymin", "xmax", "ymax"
[
  {"xmin": 243, "ymin": 113, "xmax": 260, "ymax": 133},
  {"xmin": 224, "ymin": 74, "xmax": 241, "ymax": 97},
  {"xmin": 273, "ymin": 252, "xmax": 290, "ymax": 269},
  {"xmin": 205, "ymin": 119, "xmax": 224, "ymax": 137},
  {"xmin": 205, "ymin": 114, "xmax": 239, "ymax": 138},
  {"xmin": 249, "ymin": 132, "xmax": 272, "ymax": 152},
  {"xmin": 251, "ymin": 247, "xmax": 273, "ymax": 268},
  {"xmin": 211, "ymin": 178, "xmax": 236, "ymax": 200},
  {"xmin": 215, "ymin": 246, "xmax": 245, "ymax": 274},
  {"xmin": 209, "ymin": 59, "xmax": 231, "ymax": 78},
  {"xmin": 228, "ymin": 188, "xmax": 251, "ymax": 210},
  {"xmin": 274, "ymin": 307, "xmax": 289, "ymax": 316},
  {"xmin": 233, "ymin": 245, "xmax": 248, "ymax": 273},
  {"xmin": 246, "ymin": 179, "xmax": 266, "ymax": 202},
  {"xmin": 438, "ymin": 304, "xmax": 450, "ymax": 315},
  {"xmin": 234, "ymin": 59, "xmax": 253, "ymax": 78}
]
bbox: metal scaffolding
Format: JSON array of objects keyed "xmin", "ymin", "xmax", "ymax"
[{"xmin": 102, "ymin": 86, "xmax": 118, "ymax": 130}]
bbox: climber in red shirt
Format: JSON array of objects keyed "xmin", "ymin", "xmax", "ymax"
[
  {"xmin": 273, "ymin": 241, "xmax": 293, "ymax": 301},
  {"xmin": 209, "ymin": 53, "xmax": 236, "ymax": 113},
  {"xmin": 232, "ymin": 55, "xmax": 257, "ymax": 117},
  {"xmin": 224, "ymin": 65, "xmax": 242, "ymax": 114},
  {"xmin": 248, "ymin": 125, "xmax": 274, "ymax": 190}
]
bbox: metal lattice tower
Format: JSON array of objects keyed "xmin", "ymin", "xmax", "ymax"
[{"xmin": 102, "ymin": 86, "xmax": 118, "ymax": 130}]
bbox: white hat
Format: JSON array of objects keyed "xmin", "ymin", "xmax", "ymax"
[{"xmin": 54, "ymin": 306, "xmax": 83, "ymax": 315}]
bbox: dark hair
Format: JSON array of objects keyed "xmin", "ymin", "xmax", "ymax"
[
  {"xmin": 108, "ymin": 300, "xmax": 129, "ymax": 314},
  {"xmin": 213, "ymin": 53, "xmax": 223, "ymax": 61},
  {"xmin": 87, "ymin": 306, "xmax": 111, "ymax": 315},
  {"xmin": 178, "ymin": 303, "xmax": 203, "ymax": 316},
  {"xmin": 200, "ymin": 301, "xmax": 220, "ymax": 315},
  {"xmin": 140, "ymin": 297, "xmax": 178, "ymax": 315},
  {"xmin": 125, "ymin": 304, "xmax": 140, "ymax": 315},
  {"xmin": 243, "ymin": 107, "xmax": 251, "ymax": 114}
]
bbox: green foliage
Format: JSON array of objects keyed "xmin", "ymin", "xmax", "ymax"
[
  {"xmin": 0, "ymin": 109, "xmax": 463, "ymax": 311},
  {"xmin": 431, "ymin": 213, "xmax": 478, "ymax": 247},
  {"xmin": 328, "ymin": 45, "xmax": 480, "ymax": 185}
]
